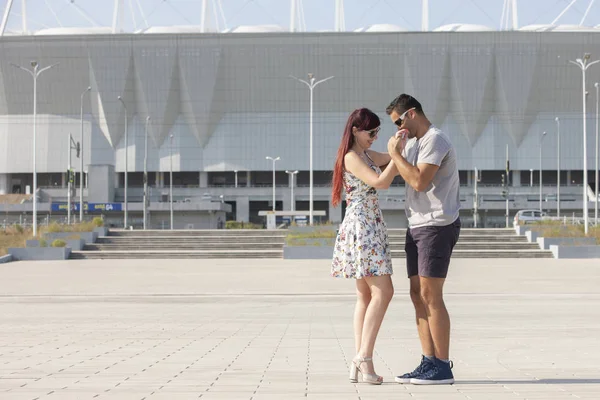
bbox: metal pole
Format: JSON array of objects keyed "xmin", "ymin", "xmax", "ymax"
[
  {"xmin": 143, "ymin": 116, "xmax": 149, "ymax": 230},
  {"xmin": 473, "ymin": 168, "xmax": 478, "ymax": 228},
  {"xmin": 32, "ymin": 64, "xmax": 37, "ymax": 236},
  {"xmin": 583, "ymin": 66, "xmax": 589, "ymax": 234},
  {"xmin": 266, "ymin": 157, "xmax": 280, "ymax": 211},
  {"xmin": 594, "ymin": 82, "xmax": 600, "ymax": 226},
  {"xmin": 540, "ymin": 131, "xmax": 546, "ymax": 212},
  {"xmin": 309, "ymin": 81, "xmax": 314, "ymax": 224},
  {"xmin": 11, "ymin": 61, "xmax": 58, "ymax": 236},
  {"xmin": 170, "ymin": 134, "xmax": 174, "ymax": 230},
  {"xmin": 505, "ymin": 144, "xmax": 509, "ymax": 228},
  {"xmin": 569, "ymin": 55, "xmax": 600, "ymax": 233},
  {"xmin": 234, "ymin": 170, "xmax": 238, "ymax": 188},
  {"xmin": 556, "ymin": 117, "xmax": 561, "ymax": 218},
  {"xmin": 118, "ymin": 96, "xmax": 128, "ymax": 229},
  {"xmin": 80, "ymin": 86, "xmax": 90, "ymax": 222},
  {"xmin": 289, "ymin": 74, "xmax": 334, "ymax": 226},
  {"xmin": 67, "ymin": 134, "xmax": 71, "ymax": 225},
  {"xmin": 272, "ymin": 160, "xmax": 276, "ymax": 211}
]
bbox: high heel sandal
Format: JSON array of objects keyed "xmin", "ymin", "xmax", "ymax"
[{"xmin": 349, "ymin": 356, "xmax": 383, "ymax": 385}]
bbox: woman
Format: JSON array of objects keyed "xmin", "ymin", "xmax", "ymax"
[{"xmin": 331, "ymin": 108, "xmax": 398, "ymax": 385}]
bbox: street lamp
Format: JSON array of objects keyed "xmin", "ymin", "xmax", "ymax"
[
  {"xmin": 569, "ymin": 53, "xmax": 599, "ymax": 234},
  {"xmin": 169, "ymin": 134, "xmax": 174, "ymax": 230},
  {"xmin": 11, "ymin": 61, "xmax": 59, "ymax": 237},
  {"xmin": 285, "ymin": 170, "xmax": 299, "ymax": 212},
  {"xmin": 117, "ymin": 96, "xmax": 128, "ymax": 229},
  {"xmin": 266, "ymin": 156, "xmax": 280, "ymax": 211},
  {"xmin": 539, "ymin": 131, "xmax": 547, "ymax": 212},
  {"xmin": 290, "ymin": 73, "xmax": 334, "ymax": 225},
  {"xmin": 79, "ymin": 86, "xmax": 91, "ymax": 222},
  {"xmin": 595, "ymin": 82, "xmax": 599, "ymax": 225},
  {"xmin": 555, "ymin": 117, "xmax": 561, "ymax": 218},
  {"xmin": 143, "ymin": 116, "xmax": 150, "ymax": 230}
]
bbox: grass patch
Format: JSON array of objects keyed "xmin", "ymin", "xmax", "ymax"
[
  {"xmin": 0, "ymin": 226, "xmax": 32, "ymax": 256},
  {"xmin": 0, "ymin": 221, "xmax": 101, "ymax": 256},
  {"xmin": 285, "ymin": 226, "xmax": 337, "ymax": 246},
  {"xmin": 530, "ymin": 223, "xmax": 600, "ymax": 244}
]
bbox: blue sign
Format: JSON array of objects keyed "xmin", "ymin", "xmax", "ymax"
[{"xmin": 51, "ymin": 203, "xmax": 122, "ymax": 212}]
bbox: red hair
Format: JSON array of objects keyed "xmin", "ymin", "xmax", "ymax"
[{"xmin": 331, "ymin": 108, "xmax": 381, "ymax": 207}]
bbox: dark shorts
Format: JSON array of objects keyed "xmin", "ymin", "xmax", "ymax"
[{"xmin": 405, "ymin": 218, "xmax": 461, "ymax": 279}]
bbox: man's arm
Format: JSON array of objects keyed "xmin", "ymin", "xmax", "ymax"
[
  {"xmin": 388, "ymin": 150, "xmax": 439, "ymax": 192},
  {"xmin": 387, "ymin": 134, "xmax": 448, "ymax": 192}
]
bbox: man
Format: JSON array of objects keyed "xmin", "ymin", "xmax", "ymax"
[{"xmin": 386, "ymin": 94, "xmax": 461, "ymax": 385}]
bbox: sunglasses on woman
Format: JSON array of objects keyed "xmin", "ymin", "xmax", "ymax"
[{"xmin": 366, "ymin": 126, "xmax": 380, "ymax": 139}]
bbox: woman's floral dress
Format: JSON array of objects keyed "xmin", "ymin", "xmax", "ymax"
[{"xmin": 331, "ymin": 152, "xmax": 393, "ymax": 279}]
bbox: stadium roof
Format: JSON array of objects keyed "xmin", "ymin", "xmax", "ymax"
[{"xmin": 2, "ymin": 0, "xmax": 600, "ymax": 36}]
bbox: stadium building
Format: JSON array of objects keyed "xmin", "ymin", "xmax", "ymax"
[{"xmin": 0, "ymin": 0, "xmax": 599, "ymax": 228}]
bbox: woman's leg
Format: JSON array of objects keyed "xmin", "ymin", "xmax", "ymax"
[
  {"xmin": 354, "ymin": 278, "xmax": 372, "ymax": 354},
  {"xmin": 357, "ymin": 275, "xmax": 394, "ymax": 374}
]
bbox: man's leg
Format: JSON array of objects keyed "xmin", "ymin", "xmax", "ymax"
[
  {"xmin": 410, "ymin": 221, "xmax": 460, "ymax": 385},
  {"xmin": 409, "ymin": 276, "xmax": 435, "ymax": 357},
  {"xmin": 395, "ymin": 229, "xmax": 436, "ymax": 384},
  {"xmin": 419, "ymin": 276, "xmax": 450, "ymax": 360}
]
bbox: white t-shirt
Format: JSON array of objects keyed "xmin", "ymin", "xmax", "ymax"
[{"xmin": 402, "ymin": 126, "xmax": 461, "ymax": 228}]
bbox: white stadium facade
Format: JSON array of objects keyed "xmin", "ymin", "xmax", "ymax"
[{"xmin": 0, "ymin": 0, "xmax": 600, "ymax": 229}]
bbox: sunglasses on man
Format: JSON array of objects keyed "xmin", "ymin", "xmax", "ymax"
[{"xmin": 393, "ymin": 107, "xmax": 416, "ymax": 127}]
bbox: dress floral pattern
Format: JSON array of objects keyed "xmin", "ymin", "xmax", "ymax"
[{"xmin": 331, "ymin": 153, "xmax": 393, "ymax": 279}]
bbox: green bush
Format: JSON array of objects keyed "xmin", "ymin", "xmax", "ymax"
[
  {"xmin": 51, "ymin": 239, "xmax": 66, "ymax": 248},
  {"xmin": 39, "ymin": 238, "xmax": 47, "ymax": 247},
  {"xmin": 14, "ymin": 224, "xmax": 24, "ymax": 234},
  {"xmin": 92, "ymin": 217, "xmax": 104, "ymax": 227}
]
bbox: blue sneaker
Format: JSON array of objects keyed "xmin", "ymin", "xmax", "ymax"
[
  {"xmin": 410, "ymin": 359, "xmax": 454, "ymax": 385},
  {"xmin": 394, "ymin": 356, "xmax": 435, "ymax": 384}
]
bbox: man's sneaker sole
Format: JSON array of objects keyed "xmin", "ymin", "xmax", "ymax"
[
  {"xmin": 410, "ymin": 377, "xmax": 454, "ymax": 385},
  {"xmin": 394, "ymin": 376, "xmax": 411, "ymax": 384}
]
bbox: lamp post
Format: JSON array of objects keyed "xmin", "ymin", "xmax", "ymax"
[
  {"xmin": 540, "ymin": 131, "xmax": 547, "ymax": 212},
  {"xmin": 290, "ymin": 73, "xmax": 334, "ymax": 225},
  {"xmin": 595, "ymin": 82, "xmax": 599, "ymax": 225},
  {"xmin": 569, "ymin": 53, "xmax": 599, "ymax": 234},
  {"xmin": 79, "ymin": 86, "xmax": 91, "ymax": 222},
  {"xmin": 266, "ymin": 156, "xmax": 280, "ymax": 211},
  {"xmin": 285, "ymin": 170, "xmax": 299, "ymax": 212},
  {"xmin": 11, "ymin": 61, "xmax": 58, "ymax": 236},
  {"xmin": 169, "ymin": 134, "xmax": 174, "ymax": 230},
  {"xmin": 117, "ymin": 96, "xmax": 128, "ymax": 229},
  {"xmin": 143, "ymin": 116, "xmax": 150, "ymax": 230},
  {"xmin": 555, "ymin": 117, "xmax": 561, "ymax": 218}
]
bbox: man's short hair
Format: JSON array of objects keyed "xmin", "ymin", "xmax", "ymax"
[{"xmin": 386, "ymin": 94, "xmax": 424, "ymax": 116}]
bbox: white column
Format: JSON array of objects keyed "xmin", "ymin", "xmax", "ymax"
[
  {"xmin": 329, "ymin": 201, "xmax": 342, "ymax": 223},
  {"xmin": 246, "ymin": 171, "xmax": 251, "ymax": 188},
  {"xmin": 236, "ymin": 196, "xmax": 250, "ymax": 222},
  {"xmin": 512, "ymin": 170, "xmax": 521, "ymax": 187},
  {"xmin": 199, "ymin": 171, "xmax": 208, "ymax": 188}
]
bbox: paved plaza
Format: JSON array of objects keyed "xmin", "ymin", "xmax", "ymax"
[{"xmin": 0, "ymin": 258, "xmax": 599, "ymax": 400}]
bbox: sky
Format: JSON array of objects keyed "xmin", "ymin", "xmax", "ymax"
[{"xmin": 2, "ymin": 0, "xmax": 600, "ymax": 32}]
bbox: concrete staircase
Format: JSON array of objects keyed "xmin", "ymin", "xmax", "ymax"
[
  {"xmin": 388, "ymin": 228, "xmax": 552, "ymax": 258},
  {"xmin": 69, "ymin": 228, "xmax": 552, "ymax": 260},
  {"xmin": 70, "ymin": 230, "xmax": 286, "ymax": 259}
]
